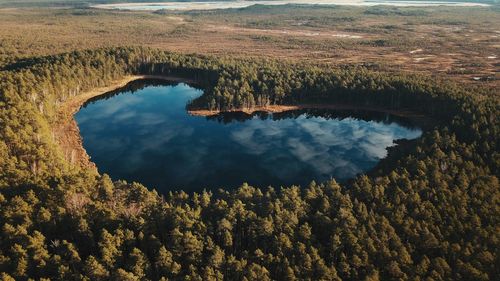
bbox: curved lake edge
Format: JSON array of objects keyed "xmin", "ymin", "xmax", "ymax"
[
  {"xmin": 59, "ymin": 77, "xmax": 432, "ymax": 185},
  {"xmin": 54, "ymin": 75, "xmax": 197, "ymax": 170}
]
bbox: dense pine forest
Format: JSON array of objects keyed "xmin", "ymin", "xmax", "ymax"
[{"xmin": 0, "ymin": 47, "xmax": 498, "ymax": 280}]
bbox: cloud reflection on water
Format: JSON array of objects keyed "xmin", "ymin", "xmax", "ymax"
[{"xmin": 75, "ymin": 81, "xmax": 422, "ymax": 193}]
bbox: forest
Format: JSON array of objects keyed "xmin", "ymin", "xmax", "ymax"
[{"xmin": 0, "ymin": 47, "xmax": 498, "ymax": 280}]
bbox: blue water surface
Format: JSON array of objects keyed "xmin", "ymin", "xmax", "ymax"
[{"xmin": 75, "ymin": 80, "xmax": 422, "ymax": 192}]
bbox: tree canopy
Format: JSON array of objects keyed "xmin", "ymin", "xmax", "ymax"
[{"xmin": 0, "ymin": 47, "xmax": 498, "ymax": 280}]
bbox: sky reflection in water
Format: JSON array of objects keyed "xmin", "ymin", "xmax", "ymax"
[{"xmin": 75, "ymin": 80, "xmax": 422, "ymax": 193}]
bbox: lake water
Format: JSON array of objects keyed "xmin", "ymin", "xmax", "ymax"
[
  {"xmin": 75, "ymin": 80, "xmax": 422, "ymax": 193},
  {"xmin": 92, "ymin": 1, "xmax": 489, "ymax": 11}
]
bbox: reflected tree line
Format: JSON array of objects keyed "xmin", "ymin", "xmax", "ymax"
[
  {"xmin": 207, "ymin": 108, "xmax": 421, "ymax": 130},
  {"xmin": 0, "ymin": 47, "xmax": 497, "ymax": 280}
]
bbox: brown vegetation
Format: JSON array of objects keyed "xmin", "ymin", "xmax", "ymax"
[{"xmin": 0, "ymin": 6, "xmax": 498, "ymax": 92}]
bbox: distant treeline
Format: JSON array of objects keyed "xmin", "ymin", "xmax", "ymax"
[{"xmin": 0, "ymin": 47, "xmax": 498, "ymax": 280}]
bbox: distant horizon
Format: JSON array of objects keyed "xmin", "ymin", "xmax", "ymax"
[
  {"xmin": 92, "ymin": 0, "xmax": 491, "ymax": 11},
  {"xmin": 0, "ymin": 0, "xmax": 495, "ymax": 9}
]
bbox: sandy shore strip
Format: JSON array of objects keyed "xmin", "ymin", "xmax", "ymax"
[
  {"xmin": 189, "ymin": 103, "xmax": 435, "ymax": 133},
  {"xmin": 189, "ymin": 103, "xmax": 431, "ymax": 123}
]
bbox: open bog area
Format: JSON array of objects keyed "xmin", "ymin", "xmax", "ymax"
[{"xmin": 0, "ymin": 4, "xmax": 498, "ymax": 92}]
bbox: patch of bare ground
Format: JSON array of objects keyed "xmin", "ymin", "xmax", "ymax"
[{"xmin": 205, "ymin": 24, "xmax": 366, "ymax": 39}]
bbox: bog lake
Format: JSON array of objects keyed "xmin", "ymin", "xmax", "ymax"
[{"xmin": 75, "ymin": 80, "xmax": 422, "ymax": 192}]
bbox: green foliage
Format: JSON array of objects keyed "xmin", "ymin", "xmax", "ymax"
[{"xmin": 0, "ymin": 47, "xmax": 498, "ymax": 280}]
